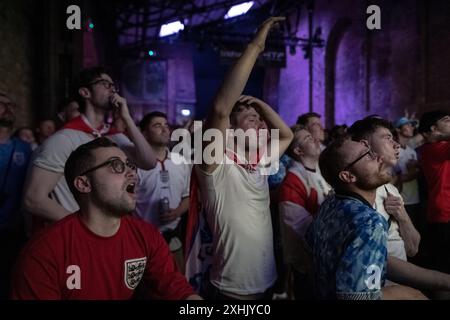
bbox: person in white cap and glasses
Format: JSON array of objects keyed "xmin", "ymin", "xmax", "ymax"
[{"xmin": 394, "ymin": 117, "xmax": 422, "ymax": 230}]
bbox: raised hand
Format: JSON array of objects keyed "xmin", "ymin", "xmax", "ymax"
[
  {"xmin": 404, "ymin": 108, "xmax": 410, "ymax": 119},
  {"xmin": 252, "ymin": 17, "xmax": 285, "ymax": 52}
]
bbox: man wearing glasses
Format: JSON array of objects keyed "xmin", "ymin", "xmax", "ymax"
[
  {"xmin": 347, "ymin": 116, "xmax": 450, "ymax": 298},
  {"xmin": 12, "ymin": 137, "xmax": 200, "ymax": 300},
  {"xmin": 23, "ymin": 67, "xmax": 156, "ymax": 232},
  {"xmin": 306, "ymin": 135, "xmax": 426, "ymax": 299}
]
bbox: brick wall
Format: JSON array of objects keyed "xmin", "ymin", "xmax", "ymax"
[
  {"xmin": 0, "ymin": 0, "xmax": 36, "ymax": 128},
  {"xmin": 277, "ymin": 0, "xmax": 450, "ymax": 128}
]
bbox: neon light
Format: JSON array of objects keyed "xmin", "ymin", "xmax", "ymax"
[
  {"xmin": 224, "ymin": 1, "xmax": 254, "ymax": 19},
  {"xmin": 159, "ymin": 21, "xmax": 184, "ymax": 37}
]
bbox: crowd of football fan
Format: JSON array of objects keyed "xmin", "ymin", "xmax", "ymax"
[{"xmin": 1, "ymin": 17, "xmax": 449, "ymax": 300}]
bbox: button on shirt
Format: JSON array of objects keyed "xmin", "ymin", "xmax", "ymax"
[{"xmin": 135, "ymin": 151, "xmax": 191, "ymax": 232}]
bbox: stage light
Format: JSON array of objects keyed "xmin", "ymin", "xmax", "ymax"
[
  {"xmin": 148, "ymin": 50, "xmax": 155, "ymax": 56},
  {"xmin": 224, "ymin": 1, "xmax": 254, "ymax": 19},
  {"xmin": 181, "ymin": 109, "xmax": 191, "ymax": 116},
  {"xmin": 159, "ymin": 21, "xmax": 184, "ymax": 37},
  {"xmin": 88, "ymin": 22, "xmax": 94, "ymax": 29}
]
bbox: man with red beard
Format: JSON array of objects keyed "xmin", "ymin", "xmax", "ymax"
[
  {"xmin": 12, "ymin": 138, "xmax": 200, "ymax": 300},
  {"xmin": 349, "ymin": 116, "xmax": 450, "ymax": 297},
  {"xmin": 306, "ymin": 136, "xmax": 426, "ymax": 299}
]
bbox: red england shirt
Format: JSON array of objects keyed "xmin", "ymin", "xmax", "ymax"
[
  {"xmin": 11, "ymin": 213, "xmax": 195, "ymax": 300},
  {"xmin": 419, "ymin": 141, "xmax": 450, "ymax": 223}
]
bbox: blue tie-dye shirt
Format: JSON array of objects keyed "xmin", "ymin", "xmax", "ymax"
[{"xmin": 306, "ymin": 192, "xmax": 388, "ymax": 300}]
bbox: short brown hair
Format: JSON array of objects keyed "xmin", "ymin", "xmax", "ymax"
[
  {"xmin": 348, "ymin": 117, "xmax": 394, "ymax": 141},
  {"xmin": 139, "ymin": 111, "xmax": 168, "ymax": 131},
  {"xmin": 286, "ymin": 124, "xmax": 307, "ymax": 158},
  {"xmin": 64, "ymin": 137, "xmax": 118, "ymax": 199},
  {"xmin": 229, "ymin": 102, "xmax": 255, "ymax": 127},
  {"xmin": 319, "ymin": 134, "xmax": 350, "ymax": 189},
  {"xmin": 418, "ymin": 110, "xmax": 450, "ymax": 133},
  {"xmin": 296, "ymin": 112, "xmax": 321, "ymax": 126},
  {"xmin": 75, "ymin": 66, "xmax": 111, "ymax": 112}
]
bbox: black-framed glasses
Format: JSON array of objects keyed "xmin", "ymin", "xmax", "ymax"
[
  {"xmin": 343, "ymin": 144, "xmax": 377, "ymax": 171},
  {"xmin": 80, "ymin": 157, "xmax": 137, "ymax": 176},
  {"xmin": 88, "ymin": 79, "xmax": 118, "ymax": 92}
]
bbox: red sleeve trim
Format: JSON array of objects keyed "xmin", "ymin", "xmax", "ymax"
[{"xmin": 279, "ymin": 172, "xmax": 308, "ymax": 207}]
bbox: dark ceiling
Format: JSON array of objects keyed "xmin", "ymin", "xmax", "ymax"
[{"xmin": 108, "ymin": 0, "xmax": 308, "ymax": 49}]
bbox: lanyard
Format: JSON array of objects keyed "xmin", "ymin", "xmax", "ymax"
[
  {"xmin": 225, "ymin": 149, "xmax": 261, "ymax": 172},
  {"xmin": 157, "ymin": 150, "xmax": 169, "ymax": 171},
  {"xmin": 158, "ymin": 151, "xmax": 170, "ymax": 184}
]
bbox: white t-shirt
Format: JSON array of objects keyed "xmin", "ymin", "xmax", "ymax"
[
  {"xmin": 33, "ymin": 129, "xmax": 133, "ymax": 213},
  {"xmin": 195, "ymin": 154, "xmax": 277, "ymax": 295},
  {"xmin": 374, "ymin": 183, "xmax": 407, "ymax": 261},
  {"xmin": 395, "ymin": 145, "xmax": 420, "ymax": 205},
  {"xmin": 135, "ymin": 151, "xmax": 190, "ymax": 232}
]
